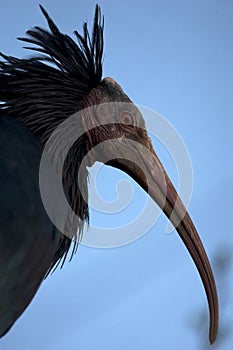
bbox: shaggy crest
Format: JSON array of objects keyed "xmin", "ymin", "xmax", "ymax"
[{"xmin": 0, "ymin": 4, "xmax": 104, "ymax": 141}]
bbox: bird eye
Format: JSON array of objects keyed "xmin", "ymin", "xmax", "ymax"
[{"xmin": 120, "ymin": 112, "xmax": 135, "ymax": 129}]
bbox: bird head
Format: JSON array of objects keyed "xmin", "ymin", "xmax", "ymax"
[{"xmin": 0, "ymin": 4, "xmax": 218, "ymax": 343}]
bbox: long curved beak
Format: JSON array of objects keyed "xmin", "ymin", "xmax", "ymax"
[{"xmin": 107, "ymin": 139, "xmax": 219, "ymax": 344}]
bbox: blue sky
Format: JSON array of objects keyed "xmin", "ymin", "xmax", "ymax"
[{"xmin": 1, "ymin": 1, "xmax": 233, "ymax": 349}]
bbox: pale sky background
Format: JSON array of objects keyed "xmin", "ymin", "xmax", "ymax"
[{"xmin": 1, "ymin": 1, "xmax": 233, "ymax": 349}]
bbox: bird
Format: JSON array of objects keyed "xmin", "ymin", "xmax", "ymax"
[{"xmin": 0, "ymin": 4, "xmax": 218, "ymax": 343}]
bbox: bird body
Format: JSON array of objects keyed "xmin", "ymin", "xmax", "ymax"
[
  {"xmin": 0, "ymin": 5, "xmax": 219, "ymax": 343},
  {"xmin": 0, "ymin": 114, "xmax": 61, "ymax": 335}
]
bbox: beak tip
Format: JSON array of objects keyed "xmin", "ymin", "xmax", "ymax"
[
  {"xmin": 209, "ymin": 337, "xmax": 216, "ymax": 345},
  {"xmin": 209, "ymin": 321, "xmax": 218, "ymax": 345}
]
